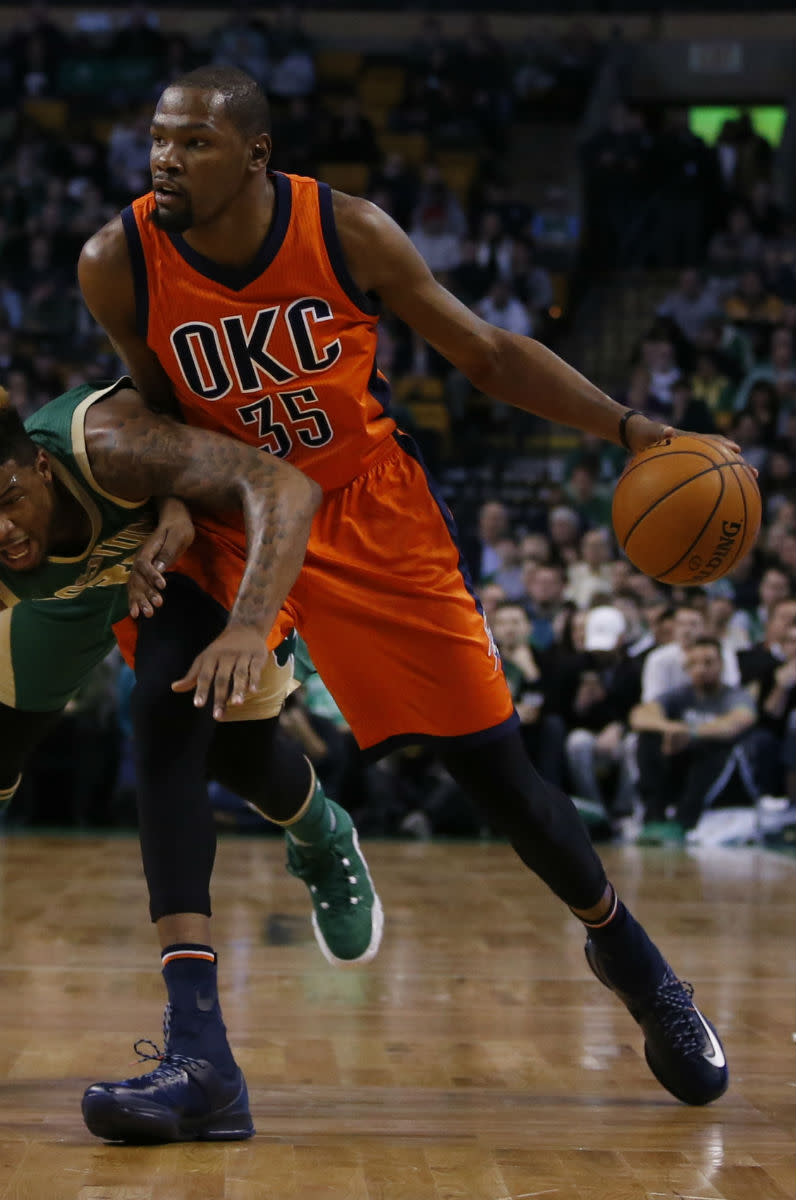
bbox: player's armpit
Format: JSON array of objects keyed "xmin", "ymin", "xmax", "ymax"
[{"xmin": 78, "ymin": 218, "xmax": 177, "ymax": 416}]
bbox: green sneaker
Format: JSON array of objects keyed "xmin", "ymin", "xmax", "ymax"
[
  {"xmin": 286, "ymin": 800, "xmax": 383, "ymax": 966},
  {"xmin": 637, "ymin": 820, "xmax": 686, "ymax": 845}
]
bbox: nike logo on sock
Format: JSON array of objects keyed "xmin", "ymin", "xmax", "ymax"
[
  {"xmin": 694, "ymin": 1006, "xmax": 726, "ymax": 1068},
  {"xmin": 195, "ymin": 990, "xmax": 216, "ymax": 1013}
]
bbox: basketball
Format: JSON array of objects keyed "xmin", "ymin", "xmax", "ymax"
[{"xmin": 612, "ymin": 434, "xmax": 761, "ymax": 585}]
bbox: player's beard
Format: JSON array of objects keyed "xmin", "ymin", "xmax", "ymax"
[{"xmin": 149, "ymin": 197, "xmax": 195, "ymax": 234}]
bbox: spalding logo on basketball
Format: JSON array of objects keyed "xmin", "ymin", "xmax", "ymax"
[{"xmin": 612, "ymin": 434, "xmax": 761, "ymax": 586}]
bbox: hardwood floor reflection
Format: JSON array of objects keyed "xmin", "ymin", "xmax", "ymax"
[{"xmin": 0, "ymin": 835, "xmax": 792, "ymax": 1198}]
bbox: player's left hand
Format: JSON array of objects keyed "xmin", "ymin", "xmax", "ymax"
[
  {"xmin": 627, "ymin": 417, "xmax": 756, "ymax": 475},
  {"xmin": 129, "ymin": 499, "xmax": 195, "ymax": 618},
  {"xmin": 171, "ymin": 624, "xmax": 267, "ymax": 720}
]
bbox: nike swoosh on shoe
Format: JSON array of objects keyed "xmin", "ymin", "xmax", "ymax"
[{"xmin": 693, "ymin": 1006, "xmax": 726, "ymax": 1067}]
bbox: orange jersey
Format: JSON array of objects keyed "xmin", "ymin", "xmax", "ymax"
[{"xmin": 122, "ymin": 172, "xmax": 396, "ymax": 492}]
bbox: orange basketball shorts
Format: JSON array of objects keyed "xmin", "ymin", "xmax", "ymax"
[{"xmin": 277, "ymin": 433, "xmax": 517, "ymax": 758}]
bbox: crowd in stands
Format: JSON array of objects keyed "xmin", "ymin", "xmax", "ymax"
[{"xmin": 1, "ymin": 5, "xmax": 793, "ymax": 847}]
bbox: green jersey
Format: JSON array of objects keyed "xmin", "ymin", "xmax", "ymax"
[{"xmin": 0, "ymin": 379, "xmax": 155, "ymax": 710}]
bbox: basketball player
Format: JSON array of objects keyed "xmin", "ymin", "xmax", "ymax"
[
  {"xmin": 0, "ymin": 378, "xmax": 383, "ymax": 1142},
  {"xmin": 78, "ymin": 65, "xmax": 729, "ymax": 1123}
]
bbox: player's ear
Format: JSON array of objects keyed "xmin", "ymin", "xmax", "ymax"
[
  {"xmin": 35, "ymin": 448, "xmax": 53, "ymax": 483},
  {"xmin": 250, "ymin": 136, "xmax": 271, "ymax": 172}
]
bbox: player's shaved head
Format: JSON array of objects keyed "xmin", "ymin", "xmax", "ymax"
[{"xmin": 164, "ymin": 66, "xmax": 271, "ymax": 139}]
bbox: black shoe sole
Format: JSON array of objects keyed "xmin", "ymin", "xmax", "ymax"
[{"xmin": 82, "ymin": 1093, "xmax": 255, "ymax": 1143}]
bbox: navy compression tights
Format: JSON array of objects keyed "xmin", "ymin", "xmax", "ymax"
[{"xmin": 131, "ymin": 574, "xmax": 310, "ymax": 921}]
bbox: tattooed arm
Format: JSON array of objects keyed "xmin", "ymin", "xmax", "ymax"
[{"xmin": 84, "ymin": 387, "xmax": 320, "ymax": 715}]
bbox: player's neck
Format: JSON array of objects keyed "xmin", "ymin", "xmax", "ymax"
[
  {"xmin": 49, "ymin": 480, "xmax": 92, "ymax": 556},
  {"xmin": 179, "ymin": 174, "xmax": 276, "ymax": 269}
]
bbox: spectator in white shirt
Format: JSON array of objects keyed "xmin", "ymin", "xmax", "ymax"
[
  {"xmin": 476, "ymin": 279, "xmax": 532, "ymax": 338},
  {"xmin": 409, "ymin": 205, "xmax": 463, "ymax": 275},
  {"xmin": 567, "ymin": 528, "xmax": 615, "ymax": 609},
  {"xmin": 641, "ymin": 605, "xmax": 739, "ymax": 702}
]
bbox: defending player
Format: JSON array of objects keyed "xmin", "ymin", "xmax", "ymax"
[
  {"xmin": 78, "ymin": 66, "xmax": 729, "ymax": 1115},
  {"xmin": 0, "ymin": 379, "xmax": 383, "ymax": 1142}
]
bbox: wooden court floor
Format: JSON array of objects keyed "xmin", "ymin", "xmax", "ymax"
[{"xmin": 0, "ymin": 834, "xmax": 792, "ymax": 1199}]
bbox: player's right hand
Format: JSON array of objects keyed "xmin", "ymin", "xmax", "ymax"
[
  {"xmin": 129, "ymin": 498, "xmax": 195, "ymax": 618},
  {"xmin": 171, "ymin": 624, "xmax": 267, "ymax": 720}
]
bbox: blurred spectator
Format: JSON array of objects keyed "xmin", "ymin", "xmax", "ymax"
[
  {"xmin": 485, "ymin": 538, "xmax": 526, "ymax": 601},
  {"xmin": 111, "ymin": 4, "xmax": 167, "ymax": 71},
  {"xmin": 273, "ymin": 96, "xmax": 318, "ymax": 177},
  {"xmin": 409, "ymin": 203, "xmax": 463, "ymax": 275},
  {"xmin": 641, "ymin": 605, "xmax": 740, "ymax": 702},
  {"xmin": 567, "ymin": 527, "xmax": 614, "ymax": 608},
  {"xmin": 269, "ymin": 3, "xmax": 314, "ymax": 61},
  {"xmin": 747, "ymin": 179, "xmax": 784, "ymax": 239},
  {"xmin": 564, "ymin": 458, "xmax": 612, "ymax": 527},
  {"xmin": 472, "ymin": 209, "xmax": 515, "ymax": 280},
  {"xmin": 735, "ymin": 326, "xmax": 795, "ymax": 410},
  {"xmin": 448, "ymin": 239, "xmax": 494, "ymax": 306},
  {"xmin": 322, "ymin": 96, "xmax": 380, "ymax": 166},
  {"xmin": 506, "ymin": 240, "xmax": 554, "ymax": 330},
  {"xmin": 705, "ymin": 584, "xmax": 752, "ymax": 654},
  {"xmin": 522, "ymin": 563, "xmax": 566, "ymax": 651},
  {"xmin": 492, "ymin": 602, "xmax": 566, "ymax": 786},
  {"xmin": 616, "ymin": 365, "xmax": 666, "ymax": 421},
  {"xmin": 565, "ymin": 605, "xmax": 641, "ymax": 821},
  {"xmin": 529, "ymin": 186, "xmax": 580, "ymax": 262},
  {"xmin": 743, "ymin": 566, "xmax": 794, "ymax": 643},
  {"xmin": 461, "ymin": 499, "xmax": 510, "ymax": 583},
  {"xmin": 653, "ymin": 109, "xmax": 719, "ymax": 268},
  {"xmin": 476, "ymin": 279, "xmax": 532, "ymax": 338},
  {"xmin": 631, "ymin": 638, "xmax": 762, "ymax": 840},
  {"xmin": 579, "ymin": 102, "xmax": 654, "ymax": 268},
  {"xmin": 107, "ymin": 112, "xmax": 152, "ymax": 199},
  {"xmin": 269, "ymin": 44, "xmax": 315, "ymax": 101},
  {"xmin": 745, "ymin": 381, "xmax": 782, "ymax": 447},
  {"xmin": 210, "ymin": 6, "xmax": 271, "ymax": 87},
  {"xmin": 637, "ymin": 334, "xmax": 681, "ymax": 407},
  {"xmin": 739, "ymin": 598, "xmax": 796, "ymax": 734},
  {"xmin": 668, "ymin": 378, "xmax": 716, "ymax": 434},
  {"xmin": 479, "ymin": 581, "xmax": 508, "ymax": 627},
  {"xmin": 368, "ymin": 153, "xmax": 419, "ymax": 231},
  {"xmin": 689, "ymin": 350, "xmax": 736, "ymax": 429},
  {"xmin": 656, "ymin": 268, "xmax": 722, "ymax": 345},
  {"xmin": 707, "ymin": 206, "xmax": 764, "ymax": 275},
  {"xmin": 724, "ymin": 268, "xmax": 786, "ymax": 329},
  {"xmin": 760, "ymin": 243, "xmax": 796, "ymax": 304},
  {"xmin": 0, "ymin": 279, "xmax": 23, "ymax": 330},
  {"xmin": 547, "ymin": 504, "xmax": 583, "ymax": 565},
  {"xmin": 692, "ymin": 314, "xmax": 752, "ymax": 382}
]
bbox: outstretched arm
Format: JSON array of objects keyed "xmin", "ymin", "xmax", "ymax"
[
  {"xmin": 334, "ymin": 194, "xmax": 739, "ymax": 456},
  {"xmin": 85, "ymin": 388, "xmax": 320, "ymax": 715}
]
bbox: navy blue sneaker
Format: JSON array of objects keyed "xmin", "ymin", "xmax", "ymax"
[
  {"xmin": 82, "ymin": 1038, "xmax": 254, "ymax": 1143},
  {"xmin": 585, "ymin": 937, "xmax": 728, "ymax": 1105}
]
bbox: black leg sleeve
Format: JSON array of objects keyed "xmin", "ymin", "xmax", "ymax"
[
  {"xmin": 207, "ymin": 718, "xmax": 313, "ymax": 822},
  {"xmin": 0, "ymin": 703, "xmax": 63, "ymax": 789},
  {"xmin": 442, "ymin": 728, "xmax": 607, "ymax": 910},
  {"xmin": 131, "ymin": 574, "xmax": 227, "ymax": 922}
]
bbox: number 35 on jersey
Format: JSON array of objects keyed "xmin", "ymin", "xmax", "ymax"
[{"xmin": 170, "ymin": 300, "xmax": 338, "ymax": 457}]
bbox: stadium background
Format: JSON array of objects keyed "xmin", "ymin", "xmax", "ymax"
[{"xmin": 0, "ymin": 2, "xmax": 793, "ymax": 844}]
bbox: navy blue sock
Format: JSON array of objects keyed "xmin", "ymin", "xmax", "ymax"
[
  {"xmin": 583, "ymin": 893, "xmax": 668, "ymax": 995},
  {"xmin": 161, "ymin": 943, "xmax": 237, "ymax": 1076}
]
